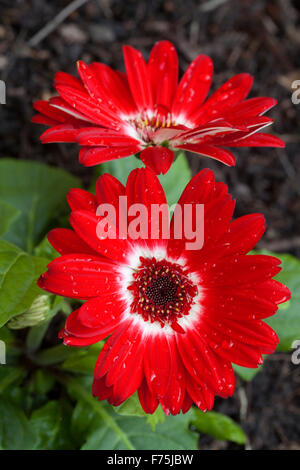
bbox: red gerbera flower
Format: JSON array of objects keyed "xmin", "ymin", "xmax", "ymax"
[
  {"xmin": 38, "ymin": 168, "xmax": 290, "ymax": 415},
  {"xmin": 33, "ymin": 41, "xmax": 284, "ymax": 175}
]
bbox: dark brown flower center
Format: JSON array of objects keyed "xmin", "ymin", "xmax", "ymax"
[
  {"xmin": 146, "ymin": 276, "xmax": 177, "ymax": 306},
  {"xmin": 127, "ymin": 256, "xmax": 198, "ymax": 333}
]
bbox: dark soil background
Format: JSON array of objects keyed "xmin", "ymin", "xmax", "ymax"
[{"xmin": 0, "ymin": 0, "xmax": 299, "ymax": 450}]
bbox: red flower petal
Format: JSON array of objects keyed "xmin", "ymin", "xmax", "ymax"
[
  {"xmin": 79, "ymin": 145, "xmax": 141, "ymax": 166},
  {"xmin": 175, "ymin": 143, "xmax": 236, "ymax": 166},
  {"xmin": 159, "ymin": 338, "xmax": 186, "ymax": 415},
  {"xmin": 89, "ymin": 63, "xmax": 137, "ymax": 116},
  {"xmin": 168, "ymin": 168, "xmax": 216, "ymax": 258},
  {"xmin": 170, "ymin": 174, "xmax": 236, "ymax": 261},
  {"xmin": 172, "ymin": 54, "xmax": 213, "ymax": 120},
  {"xmin": 201, "ymin": 287, "xmax": 278, "ymax": 321},
  {"xmin": 56, "ymin": 84, "xmax": 122, "ymax": 129},
  {"xmin": 176, "ymin": 168, "xmax": 216, "ymax": 205},
  {"xmin": 94, "ymin": 322, "xmax": 132, "ymax": 379},
  {"xmin": 33, "ymin": 100, "xmax": 69, "ymax": 123},
  {"xmin": 54, "ymin": 70, "xmax": 85, "ymax": 92},
  {"xmin": 64, "ymin": 308, "xmax": 109, "ymax": 339},
  {"xmin": 69, "ymin": 210, "xmax": 133, "ymax": 264},
  {"xmin": 126, "ymin": 167, "xmax": 168, "ymax": 249},
  {"xmin": 144, "ymin": 335, "xmax": 171, "ymax": 399},
  {"xmin": 78, "ymin": 296, "xmax": 125, "ymax": 329},
  {"xmin": 198, "ymin": 319, "xmax": 268, "ymax": 368},
  {"xmin": 191, "ymin": 73, "xmax": 253, "ymax": 125},
  {"xmin": 222, "ymin": 97, "xmax": 277, "ymax": 121},
  {"xmin": 47, "ymin": 96, "xmax": 92, "ymax": 123},
  {"xmin": 95, "ymin": 173, "xmax": 127, "ymax": 233},
  {"xmin": 59, "ymin": 309, "xmax": 109, "ymax": 347},
  {"xmin": 47, "ymin": 228, "xmax": 96, "ymax": 255},
  {"xmin": 222, "ymin": 214, "xmax": 266, "ymax": 255},
  {"xmin": 60, "ymin": 331, "xmax": 104, "ymax": 347},
  {"xmin": 176, "ymin": 331, "xmax": 232, "ymax": 397},
  {"xmin": 252, "ymin": 279, "xmax": 291, "ymax": 305},
  {"xmin": 32, "ymin": 114, "xmax": 59, "ymax": 126},
  {"xmin": 67, "ymin": 188, "xmax": 97, "ymax": 212},
  {"xmin": 181, "ymin": 393, "xmax": 194, "ymax": 414},
  {"xmin": 40, "ymin": 125, "xmax": 80, "ymax": 143},
  {"xmin": 96, "ymin": 173, "xmax": 125, "ymax": 206},
  {"xmin": 92, "ymin": 375, "xmax": 113, "ymax": 401},
  {"xmin": 140, "ymin": 146, "xmax": 174, "ymax": 174},
  {"xmin": 226, "ymin": 132, "xmax": 285, "ymax": 148},
  {"xmin": 106, "ymin": 328, "xmax": 145, "ymax": 403},
  {"xmin": 148, "ymin": 40, "xmax": 178, "ymax": 111},
  {"xmin": 38, "ymin": 254, "xmax": 119, "ymax": 299},
  {"xmin": 110, "ymin": 345, "xmax": 144, "ymax": 405},
  {"xmin": 123, "ymin": 45, "xmax": 153, "ymax": 112},
  {"xmin": 200, "ymin": 254, "xmax": 282, "ymax": 287},
  {"xmin": 138, "ymin": 377, "xmax": 159, "ymax": 414},
  {"xmin": 126, "ymin": 166, "xmax": 167, "ymax": 210},
  {"xmin": 77, "ymin": 61, "xmax": 119, "ymax": 115},
  {"xmin": 185, "ymin": 376, "xmax": 214, "ymax": 412},
  {"xmin": 76, "ymin": 127, "xmax": 141, "ymax": 147}
]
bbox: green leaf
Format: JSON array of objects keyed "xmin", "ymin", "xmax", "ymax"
[
  {"xmin": 0, "ymin": 239, "xmax": 49, "ymax": 327},
  {"xmin": 0, "ymin": 366, "xmax": 23, "ymax": 394},
  {"xmin": 258, "ymin": 252, "xmax": 300, "ymax": 351},
  {"xmin": 114, "ymin": 393, "xmax": 146, "ymax": 418},
  {"xmin": 29, "ymin": 370, "xmax": 55, "ymax": 396},
  {"xmin": 30, "ymin": 401, "xmax": 61, "ymax": 449},
  {"xmin": 114, "ymin": 393, "xmax": 165, "ymax": 430},
  {"xmin": 92, "ymin": 155, "xmax": 143, "ymax": 188},
  {"xmin": 84, "ymin": 411, "xmax": 197, "ymax": 451},
  {"xmin": 65, "ymin": 376, "xmax": 197, "ymax": 450},
  {"xmin": 26, "ymin": 319, "xmax": 52, "ymax": 353},
  {"xmin": 0, "ymin": 158, "xmax": 80, "ymax": 252},
  {"xmin": 0, "ymin": 200, "xmax": 20, "ymax": 236},
  {"xmin": 0, "ymin": 326, "xmax": 14, "ymax": 344},
  {"xmin": 191, "ymin": 409, "xmax": 246, "ymax": 444},
  {"xmin": 158, "ymin": 152, "xmax": 191, "ymax": 206},
  {"xmin": 34, "ymin": 236, "xmax": 58, "ymax": 260},
  {"xmin": 233, "ymin": 363, "xmax": 263, "ymax": 382},
  {"xmin": 61, "ymin": 342, "xmax": 103, "ymax": 375},
  {"xmin": 146, "ymin": 405, "xmax": 166, "ymax": 431},
  {"xmin": 35, "ymin": 344, "xmax": 77, "ymax": 366},
  {"xmin": 30, "ymin": 400, "xmax": 74, "ymax": 450},
  {"xmin": 71, "ymin": 400, "xmax": 98, "ymax": 447},
  {"xmin": 0, "ymin": 400, "xmax": 36, "ymax": 449}
]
